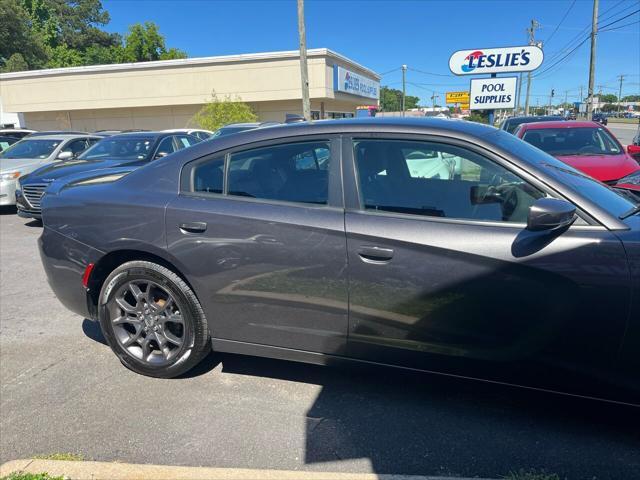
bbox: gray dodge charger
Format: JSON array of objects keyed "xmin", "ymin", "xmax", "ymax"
[{"xmin": 38, "ymin": 118, "xmax": 640, "ymax": 405}]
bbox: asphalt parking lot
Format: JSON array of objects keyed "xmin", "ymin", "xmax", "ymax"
[
  {"xmin": 608, "ymin": 121, "xmax": 638, "ymax": 147},
  {"xmin": 1, "ymin": 124, "xmax": 640, "ymax": 479}
]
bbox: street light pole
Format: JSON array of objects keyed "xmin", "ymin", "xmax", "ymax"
[
  {"xmin": 297, "ymin": 0, "xmax": 311, "ymax": 120},
  {"xmin": 401, "ymin": 64, "xmax": 407, "ymax": 117},
  {"xmin": 586, "ymin": 0, "xmax": 599, "ymax": 118}
]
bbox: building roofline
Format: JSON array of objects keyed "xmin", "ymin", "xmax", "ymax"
[{"xmin": 0, "ymin": 48, "xmax": 380, "ymax": 81}]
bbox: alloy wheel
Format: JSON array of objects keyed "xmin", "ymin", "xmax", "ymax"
[{"xmin": 107, "ymin": 280, "xmax": 186, "ymax": 365}]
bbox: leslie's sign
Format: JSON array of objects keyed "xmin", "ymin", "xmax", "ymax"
[{"xmin": 449, "ymin": 45, "xmax": 543, "ymax": 75}]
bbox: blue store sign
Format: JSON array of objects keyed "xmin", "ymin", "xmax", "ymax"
[{"xmin": 333, "ymin": 65, "xmax": 379, "ymax": 100}]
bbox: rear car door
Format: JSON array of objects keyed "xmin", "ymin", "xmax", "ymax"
[
  {"xmin": 342, "ymin": 134, "xmax": 631, "ymax": 399},
  {"xmin": 165, "ymin": 136, "xmax": 348, "ymax": 355}
]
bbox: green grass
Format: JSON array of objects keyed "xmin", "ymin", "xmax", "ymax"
[
  {"xmin": 504, "ymin": 469, "xmax": 561, "ymax": 480},
  {"xmin": 608, "ymin": 117, "xmax": 640, "ymax": 124},
  {"xmin": 1, "ymin": 473, "xmax": 65, "ymax": 480},
  {"xmin": 32, "ymin": 453, "xmax": 83, "ymax": 462}
]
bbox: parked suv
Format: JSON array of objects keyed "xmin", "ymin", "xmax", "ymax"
[
  {"xmin": 39, "ymin": 118, "xmax": 640, "ymax": 405},
  {"xmin": 16, "ymin": 131, "xmax": 200, "ymax": 218}
]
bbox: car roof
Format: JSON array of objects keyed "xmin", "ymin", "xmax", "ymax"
[
  {"xmin": 20, "ymin": 134, "xmax": 99, "ymax": 141},
  {"xmin": 184, "ymin": 117, "xmax": 505, "ymax": 154},
  {"xmin": 504, "ymin": 115, "xmax": 563, "ymax": 123},
  {"xmin": 519, "ymin": 120, "xmax": 601, "ymax": 130},
  {"xmin": 163, "ymin": 128, "xmax": 211, "ymax": 133},
  {"xmin": 106, "ymin": 131, "xmax": 164, "ymax": 139}
]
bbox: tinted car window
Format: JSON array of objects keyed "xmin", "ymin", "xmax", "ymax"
[
  {"xmin": 193, "ymin": 156, "xmax": 224, "ymax": 194},
  {"xmin": 155, "ymin": 136, "xmax": 176, "ymax": 158},
  {"xmin": 227, "ymin": 141, "xmax": 330, "ymax": 204},
  {"xmin": 194, "ymin": 131, "xmax": 212, "ymax": 141},
  {"xmin": 79, "ymin": 136, "xmax": 154, "ymax": 161},
  {"xmin": 61, "ymin": 139, "xmax": 90, "ymax": 155},
  {"xmin": 522, "ymin": 127, "xmax": 622, "ymax": 156},
  {"xmin": 354, "ymin": 139, "xmax": 545, "ymax": 223},
  {"xmin": 175, "ymin": 135, "xmax": 199, "ymax": 149}
]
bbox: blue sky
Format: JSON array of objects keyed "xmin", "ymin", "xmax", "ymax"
[{"xmin": 102, "ymin": 0, "xmax": 640, "ymax": 106}]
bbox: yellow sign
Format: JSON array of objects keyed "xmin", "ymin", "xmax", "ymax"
[
  {"xmin": 460, "ymin": 103, "xmax": 470, "ymax": 110},
  {"xmin": 446, "ymin": 91, "xmax": 470, "ymax": 104}
]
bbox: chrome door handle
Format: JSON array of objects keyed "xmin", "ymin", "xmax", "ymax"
[
  {"xmin": 357, "ymin": 245, "xmax": 394, "ymax": 263},
  {"xmin": 179, "ymin": 222, "xmax": 207, "ymax": 234}
]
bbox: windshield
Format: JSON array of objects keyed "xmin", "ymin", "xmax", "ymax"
[
  {"xmin": 494, "ymin": 130, "xmax": 637, "ymax": 217},
  {"xmin": 78, "ymin": 137, "xmax": 154, "ymax": 161},
  {"xmin": 522, "ymin": 127, "xmax": 622, "ymax": 156},
  {"xmin": 0, "ymin": 139, "xmax": 61, "ymax": 159}
]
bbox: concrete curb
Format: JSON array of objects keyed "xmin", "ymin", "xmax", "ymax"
[{"xmin": 0, "ymin": 459, "xmax": 495, "ymax": 480}]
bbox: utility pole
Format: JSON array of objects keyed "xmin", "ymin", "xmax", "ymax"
[
  {"xmin": 586, "ymin": 0, "xmax": 599, "ymax": 118},
  {"xmin": 548, "ymin": 88, "xmax": 554, "ymax": 115},
  {"xmin": 297, "ymin": 0, "xmax": 311, "ymax": 120},
  {"xmin": 524, "ymin": 19, "xmax": 540, "ymax": 116},
  {"xmin": 618, "ymin": 74, "xmax": 625, "ymax": 115},
  {"xmin": 579, "ymin": 85, "xmax": 584, "ymax": 117},
  {"xmin": 431, "ymin": 92, "xmax": 439, "ymax": 112},
  {"xmin": 401, "ymin": 64, "xmax": 407, "ymax": 116},
  {"xmin": 564, "ymin": 90, "xmax": 568, "ymax": 115},
  {"xmin": 516, "ymin": 72, "xmax": 523, "ymax": 114}
]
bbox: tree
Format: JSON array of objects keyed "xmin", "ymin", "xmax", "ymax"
[
  {"xmin": 0, "ymin": 0, "xmax": 48, "ymax": 71},
  {"xmin": 379, "ymin": 86, "xmax": 419, "ymax": 111},
  {"xmin": 622, "ymin": 95, "xmax": 640, "ymax": 102},
  {"xmin": 123, "ymin": 22, "xmax": 186, "ymax": 62},
  {"xmin": 1, "ymin": 2, "xmax": 185, "ymax": 72},
  {"xmin": 601, "ymin": 103, "xmax": 618, "ymax": 112},
  {"xmin": 192, "ymin": 93, "xmax": 257, "ymax": 131},
  {"xmin": 2, "ymin": 53, "xmax": 30, "ymax": 72},
  {"xmin": 47, "ymin": 44, "xmax": 84, "ymax": 68},
  {"xmin": 599, "ymin": 93, "xmax": 617, "ymax": 103}
]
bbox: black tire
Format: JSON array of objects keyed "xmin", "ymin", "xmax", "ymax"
[{"xmin": 98, "ymin": 260, "xmax": 210, "ymax": 378}]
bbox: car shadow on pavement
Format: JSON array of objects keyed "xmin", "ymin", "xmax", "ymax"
[
  {"xmin": 0, "ymin": 206, "xmax": 17, "ymax": 215},
  {"xmin": 82, "ymin": 319, "xmax": 107, "ymax": 345},
  {"xmin": 23, "ymin": 219, "xmax": 43, "ymax": 228},
  {"xmin": 217, "ymin": 353, "xmax": 640, "ymax": 479}
]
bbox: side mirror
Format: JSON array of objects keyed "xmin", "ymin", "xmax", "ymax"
[
  {"xmin": 627, "ymin": 144, "xmax": 640, "ymax": 157},
  {"xmin": 57, "ymin": 151, "xmax": 74, "ymax": 161},
  {"xmin": 154, "ymin": 151, "xmax": 169, "ymax": 159},
  {"xmin": 527, "ymin": 198, "xmax": 577, "ymax": 232}
]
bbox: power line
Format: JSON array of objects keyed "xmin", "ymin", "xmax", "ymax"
[
  {"xmin": 542, "ymin": 1, "xmax": 636, "ymax": 65},
  {"xmin": 533, "ymin": 34, "xmax": 590, "ymax": 79},
  {"xmin": 600, "ymin": 18, "xmax": 640, "ymax": 31},
  {"xmin": 544, "ymin": 0, "xmax": 577, "ymax": 46},
  {"xmin": 377, "ymin": 67, "xmax": 401, "ymax": 77},
  {"xmin": 407, "ymin": 67, "xmax": 454, "ymax": 78},
  {"xmin": 598, "ymin": 7, "xmax": 640, "ymax": 29}
]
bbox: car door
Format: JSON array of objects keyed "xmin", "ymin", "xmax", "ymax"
[
  {"xmin": 343, "ymin": 134, "xmax": 631, "ymax": 398},
  {"xmin": 165, "ymin": 136, "xmax": 348, "ymax": 355}
]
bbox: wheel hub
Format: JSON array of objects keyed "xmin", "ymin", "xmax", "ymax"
[{"xmin": 109, "ymin": 280, "xmax": 185, "ymax": 365}]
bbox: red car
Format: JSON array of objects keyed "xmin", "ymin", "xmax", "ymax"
[{"xmin": 515, "ymin": 121, "xmax": 640, "ymax": 184}]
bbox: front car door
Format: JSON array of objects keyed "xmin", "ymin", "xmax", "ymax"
[
  {"xmin": 342, "ymin": 134, "xmax": 632, "ymax": 401},
  {"xmin": 165, "ymin": 136, "xmax": 348, "ymax": 355}
]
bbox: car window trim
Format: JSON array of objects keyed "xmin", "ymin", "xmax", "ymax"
[
  {"xmin": 342, "ymin": 132, "xmax": 600, "ymax": 227},
  {"xmin": 180, "ymin": 135, "xmax": 344, "ymax": 209}
]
